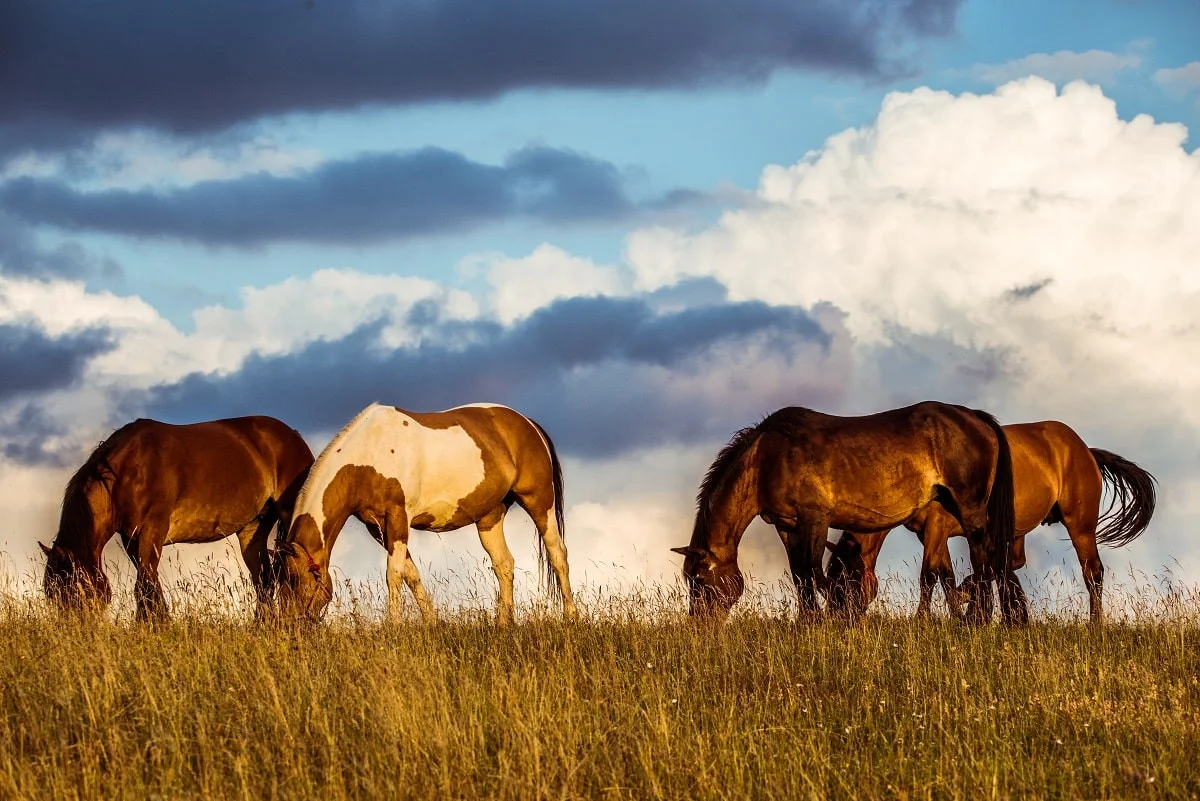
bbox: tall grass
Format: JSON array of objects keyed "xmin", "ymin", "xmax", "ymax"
[{"xmin": 0, "ymin": 572, "xmax": 1197, "ymax": 800}]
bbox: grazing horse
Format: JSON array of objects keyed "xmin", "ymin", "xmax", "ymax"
[
  {"xmin": 826, "ymin": 421, "xmax": 1156, "ymax": 623},
  {"xmin": 671, "ymin": 401, "xmax": 1017, "ymax": 623},
  {"xmin": 40, "ymin": 416, "xmax": 314, "ymax": 620},
  {"xmin": 274, "ymin": 403, "xmax": 574, "ymax": 625}
]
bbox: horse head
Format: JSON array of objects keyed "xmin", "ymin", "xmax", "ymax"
[
  {"xmin": 671, "ymin": 545, "xmax": 744, "ymax": 618},
  {"xmin": 40, "ymin": 540, "xmax": 112, "ymax": 611},
  {"xmin": 273, "ymin": 539, "xmax": 333, "ymax": 621}
]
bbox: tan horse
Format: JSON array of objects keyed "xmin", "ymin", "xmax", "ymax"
[
  {"xmin": 826, "ymin": 421, "xmax": 1156, "ymax": 623},
  {"xmin": 274, "ymin": 403, "xmax": 574, "ymax": 624},
  {"xmin": 671, "ymin": 401, "xmax": 1017, "ymax": 624},
  {"xmin": 40, "ymin": 416, "xmax": 314, "ymax": 620}
]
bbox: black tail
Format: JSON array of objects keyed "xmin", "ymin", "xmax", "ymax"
[
  {"xmin": 1090, "ymin": 448, "xmax": 1157, "ymax": 548},
  {"xmin": 530, "ymin": 418, "xmax": 565, "ymax": 603},
  {"xmin": 972, "ymin": 410, "xmax": 1016, "ymax": 578}
]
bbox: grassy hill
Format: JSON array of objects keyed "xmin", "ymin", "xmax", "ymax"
[{"xmin": 1, "ymin": 592, "xmax": 1197, "ymax": 800}]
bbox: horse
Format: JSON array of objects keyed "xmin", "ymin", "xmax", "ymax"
[
  {"xmin": 825, "ymin": 421, "xmax": 1156, "ymax": 623},
  {"xmin": 40, "ymin": 416, "xmax": 314, "ymax": 620},
  {"xmin": 273, "ymin": 402, "xmax": 574, "ymax": 625},
  {"xmin": 670, "ymin": 401, "xmax": 1017, "ymax": 624}
]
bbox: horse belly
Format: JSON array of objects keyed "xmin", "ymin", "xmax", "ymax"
[
  {"xmin": 165, "ymin": 497, "xmax": 263, "ymax": 544},
  {"xmin": 403, "ymin": 427, "xmax": 491, "ymax": 532}
]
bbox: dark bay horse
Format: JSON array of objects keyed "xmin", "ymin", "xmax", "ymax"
[
  {"xmin": 826, "ymin": 421, "xmax": 1156, "ymax": 622},
  {"xmin": 40, "ymin": 416, "xmax": 314, "ymax": 620},
  {"xmin": 274, "ymin": 403, "xmax": 573, "ymax": 625},
  {"xmin": 671, "ymin": 401, "xmax": 1017, "ymax": 623}
]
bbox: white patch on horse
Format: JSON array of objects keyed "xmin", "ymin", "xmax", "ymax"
[{"xmin": 377, "ymin": 409, "xmax": 487, "ymax": 530}]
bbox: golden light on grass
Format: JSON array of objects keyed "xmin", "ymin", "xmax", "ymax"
[{"xmin": 1, "ymin": 568, "xmax": 1197, "ymax": 799}]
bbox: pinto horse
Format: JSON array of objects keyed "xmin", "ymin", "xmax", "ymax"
[
  {"xmin": 671, "ymin": 401, "xmax": 1017, "ymax": 624},
  {"xmin": 825, "ymin": 421, "xmax": 1156, "ymax": 623},
  {"xmin": 40, "ymin": 416, "xmax": 314, "ymax": 620},
  {"xmin": 274, "ymin": 403, "xmax": 574, "ymax": 624}
]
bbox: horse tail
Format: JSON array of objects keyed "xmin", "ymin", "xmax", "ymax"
[
  {"xmin": 971, "ymin": 410, "xmax": 1016, "ymax": 578},
  {"xmin": 1090, "ymin": 448, "xmax": 1157, "ymax": 548},
  {"xmin": 529, "ymin": 418, "xmax": 565, "ymax": 603}
]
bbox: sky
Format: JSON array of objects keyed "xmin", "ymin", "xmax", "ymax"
[{"xmin": 1, "ymin": 0, "xmax": 1198, "ymax": 618}]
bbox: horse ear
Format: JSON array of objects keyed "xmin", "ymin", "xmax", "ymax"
[
  {"xmin": 275, "ymin": 540, "xmax": 296, "ymax": 557},
  {"xmin": 670, "ymin": 546, "xmax": 691, "ymax": 557},
  {"xmin": 38, "ymin": 541, "xmax": 53, "ymax": 556}
]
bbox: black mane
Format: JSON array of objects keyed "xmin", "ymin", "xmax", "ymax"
[{"xmin": 691, "ymin": 407, "xmax": 816, "ymax": 547}]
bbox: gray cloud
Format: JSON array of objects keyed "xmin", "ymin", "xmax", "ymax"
[
  {"xmin": 143, "ymin": 288, "xmax": 841, "ymax": 457},
  {"xmin": 0, "ymin": 147, "xmax": 700, "ymax": 246},
  {"xmin": 0, "ymin": 323, "xmax": 113, "ymax": 402},
  {"xmin": 0, "ymin": 0, "xmax": 961, "ymax": 159},
  {"xmin": 0, "ymin": 213, "xmax": 122, "ymax": 280}
]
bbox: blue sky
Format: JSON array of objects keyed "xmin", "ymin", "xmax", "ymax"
[{"xmin": 2, "ymin": 0, "xmax": 1199, "ymax": 612}]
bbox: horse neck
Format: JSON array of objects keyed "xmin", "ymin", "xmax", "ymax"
[
  {"xmin": 55, "ymin": 477, "xmax": 112, "ymax": 569},
  {"xmin": 692, "ymin": 446, "xmax": 761, "ymax": 562},
  {"xmin": 289, "ymin": 425, "xmax": 369, "ymax": 563}
]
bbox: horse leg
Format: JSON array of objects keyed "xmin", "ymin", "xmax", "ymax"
[
  {"xmin": 237, "ymin": 515, "xmax": 277, "ymax": 620},
  {"xmin": 517, "ymin": 495, "xmax": 578, "ymax": 620},
  {"xmin": 380, "ymin": 508, "xmax": 413, "ymax": 623},
  {"xmin": 963, "ymin": 536, "xmax": 996, "ymax": 625},
  {"xmin": 121, "ymin": 521, "xmax": 169, "ymax": 622},
  {"xmin": 400, "ymin": 552, "xmax": 437, "ymax": 623},
  {"xmin": 778, "ymin": 521, "xmax": 828, "ymax": 623},
  {"xmin": 1061, "ymin": 505, "xmax": 1104, "ymax": 622},
  {"xmin": 476, "ymin": 505, "xmax": 517, "ymax": 626},
  {"xmin": 917, "ymin": 514, "xmax": 963, "ymax": 620},
  {"xmin": 998, "ymin": 536, "xmax": 1030, "ymax": 626},
  {"xmin": 827, "ymin": 530, "xmax": 885, "ymax": 618}
]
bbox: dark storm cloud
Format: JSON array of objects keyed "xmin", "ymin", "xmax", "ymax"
[
  {"xmin": 0, "ymin": 213, "xmax": 122, "ymax": 280},
  {"xmin": 0, "ymin": 404, "xmax": 75, "ymax": 466},
  {"xmin": 0, "ymin": 323, "xmax": 113, "ymax": 402},
  {"xmin": 0, "ymin": 147, "xmax": 694, "ymax": 246},
  {"xmin": 0, "ymin": 0, "xmax": 963, "ymax": 159},
  {"xmin": 144, "ymin": 291, "xmax": 835, "ymax": 457}
]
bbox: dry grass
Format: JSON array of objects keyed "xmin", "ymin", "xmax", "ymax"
[{"xmin": 0, "ymin": 577, "xmax": 1198, "ymax": 800}]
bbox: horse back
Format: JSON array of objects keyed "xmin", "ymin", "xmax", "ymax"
[
  {"xmin": 1005, "ymin": 421, "xmax": 1101, "ymax": 528},
  {"xmin": 756, "ymin": 402, "xmax": 1000, "ymax": 531},
  {"xmin": 103, "ymin": 416, "xmax": 312, "ymax": 532},
  {"xmin": 309, "ymin": 404, "xmax": 549, "ymax": 532}
]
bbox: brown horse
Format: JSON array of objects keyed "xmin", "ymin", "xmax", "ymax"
[
  {"xmin": 826, "ymin": 421, "xmax": 1156, "ymax": 622},
  {"xmin": 274, "ymin": 402, "xmax": 574, "ymax": 625},
  {"xmin": 40, "ymin": 416, "xmax": 314, "ymax": 620},
  {"xmin": 671, "ymin": 401, "xmax": 1017, "ymax": 624}
]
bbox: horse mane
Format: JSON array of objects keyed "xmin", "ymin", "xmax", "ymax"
[
  {"xmin": 55, "ymin": 420, "xmax": 146, "ymax": 551},
  {"xmin": 691, "ymin": 407, "xmax": 821, "ymax": 548},
  {"xmin": 289, "ymin": 403, "xmax": 381, "ymax": 539}
]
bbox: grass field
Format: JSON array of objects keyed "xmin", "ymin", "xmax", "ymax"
[{"xmin": 1, "ymin": 579, "xmax": 1198, "ymax": 801}]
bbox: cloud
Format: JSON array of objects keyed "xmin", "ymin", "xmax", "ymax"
[
  {"xmin": 621, "ymin": 75, "xmax": 1200, "ymax": 583},
  {"xmin": 0, "ymin": 147, "xmax": 697, "ymax": 246},
  {"xmin": 477, "ymin": 244, "xmax": 629, "ymax": 324},
  {"xmin": 0, "ymin": 213, "xmax": 121, "ymax": 280},
  {"xmin": 0, "ymin": 322, "xmax": 112, "ymax": 403},
  {"xmin": 0, "ymin": 0, "xmax": 962, "ymax": 159},
  {"xmin": 4, "ymin": 75, "xmax": 1199, "ymax": 611},
  {"xmin": 1153, "ymin": 61, "xmax": 1200, "ymax": 94},
  {"xmin": 144, "ymin": 288, "xmax": 847, "ymax": 458},
  {"xmin": 971, "ymin": 49, "xmax": 1142, "ymax": 86}
]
